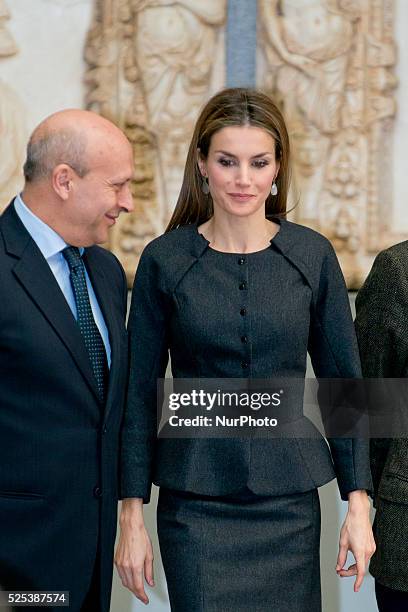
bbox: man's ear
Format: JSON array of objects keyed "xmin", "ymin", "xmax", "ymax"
[{"xmin": 52, "ymin": 164, "xmax": 73, "ymax": 200}]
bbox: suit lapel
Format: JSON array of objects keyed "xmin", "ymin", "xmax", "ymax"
[
  {"xmin": 83, "ymin": 247, "xmax": 123, "ymax": 422},
  {"xmin": 1, "ymin": 204, "xmax": 101, "ymax": 404}
]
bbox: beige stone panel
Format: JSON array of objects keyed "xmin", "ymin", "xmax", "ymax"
[
  {"xmin": 0, "ymin": 1, "xmax": 25, "ymax": 212},
  {"xmin": 84, "ymin": 0, "xmax": 227, "ymax": 283},
  {"xmin": 0, "ymin": 0, "xmax": 17, "ymax": 56},
  {"xmin": 0, "ymin": 81, "xmax": 25, "ymax": 209},
  {"xmin": 258, "ymin": 0, "xmax": 399, "ymax": 288}
]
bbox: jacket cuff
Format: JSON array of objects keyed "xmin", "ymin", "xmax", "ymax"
[
  {"xmin": 119, "ymin": 475, "xmax": 152, "ymax": 504},
  {"xmin": 330, "ymin": 438, "xmax": 373, "ymax": 501}
]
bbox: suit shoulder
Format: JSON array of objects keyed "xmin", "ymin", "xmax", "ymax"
[
  {"xmin": 361, "ymin": 241, "xmax": 408, "ymax": 289},
  {"xmin": 282, "ymin": 219, "xmax": 333, "ymax": 251},
  {"xmin": 86, "ymin": 245, "xmax": 126, "ymax": 282},
  {"xmin": 134, "ymin": 225, "xmax": 208, "ymax": 292},
  {"xmin": 357, "ymin": 241, "xmax": 408, "ymax": 309},
  {"xmin": 88, "ymin": 244, "xmax": 123, "ymax": 266},
  {"xmin": 374, "ymin": 240, "xmax": 408, "ymax": 268},
  {"xmin": 143, "ymin": 225, "xmax": 197, "ymax": 252},
  {"xmin": 280, "ymin": 219, "xmax": 336, "ymax": 264},
  {"xmin": 139, "ymin": 225, "xmax": 202, "ymax": 265}
]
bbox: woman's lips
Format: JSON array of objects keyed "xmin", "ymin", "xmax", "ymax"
[{"xmin": 227, "ymin": 193, "xmax": 255, "ymax": 202}]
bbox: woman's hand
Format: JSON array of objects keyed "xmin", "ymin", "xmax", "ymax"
[
  {"xmin": 115, "ymin": 498, "xmax": 155, "ymax": 605},
  {"xmin": 336, "ymin": 490, "xmax": 376, "ymax": 592}
]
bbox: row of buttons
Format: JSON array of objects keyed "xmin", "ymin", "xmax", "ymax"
[{"xmin": 238, "ymin": 257, "xmax": 249, "ymax": 370}]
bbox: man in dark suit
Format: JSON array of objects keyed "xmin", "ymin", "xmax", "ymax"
[
  {"xmin": 0, "ymin": 109, "xmax": 134, "ymax": 611},
  {"xmin": 355, "ymin": 243, "xmax": 408, "ymax": 612}
]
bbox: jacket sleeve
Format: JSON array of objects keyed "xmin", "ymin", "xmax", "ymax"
[
  {"xmin": 355, "ymin": 250, "xmax": 408, "ymax": 499},
  {"xmin": 308, "ymin": 241, "xmax": 373, "ymax": 500},
  {"xmin": 120, "ymin": 246, "xmax": 169, "ymax": 503}
]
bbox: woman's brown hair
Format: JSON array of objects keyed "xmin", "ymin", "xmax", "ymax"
[{"xmin": 166, "ymin": 87, "xmax": 291, "ymax": 232}]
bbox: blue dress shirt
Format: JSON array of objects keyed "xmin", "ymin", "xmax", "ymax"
[{"xmin": 14, "ymin": 194, "xmax": 111, "ymax": 367}]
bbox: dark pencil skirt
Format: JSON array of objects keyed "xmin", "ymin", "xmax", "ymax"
[{"xmin": 157, "ymin": 486, "xmax": 321, "ymax": 612}]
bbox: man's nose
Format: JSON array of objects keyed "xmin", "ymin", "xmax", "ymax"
[{"xmin": 118, "ymin": 184, "xmax": 134, "ymax": 213}]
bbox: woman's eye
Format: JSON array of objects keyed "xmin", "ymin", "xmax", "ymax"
[
  {"xmin": 217, "ymin": 158, "xmax": 269, "ymax": 168},
  {"xmin": 218, "ymin": 158, "xmax": 235, "ymax": 167}
]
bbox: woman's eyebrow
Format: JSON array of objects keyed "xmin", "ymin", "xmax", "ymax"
[{"xmin": 214, "ymin": 150, "xmax": 273, "ymax": 158}]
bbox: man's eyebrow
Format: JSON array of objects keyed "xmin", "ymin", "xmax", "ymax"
[{"xmin": 110, "ymin": 176, "xmax": 133, "ymax": 184}]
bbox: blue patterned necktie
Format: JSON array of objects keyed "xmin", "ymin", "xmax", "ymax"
[{"xmin": 62, "ymin": 246, "xmax": 108, "ymax": 403}]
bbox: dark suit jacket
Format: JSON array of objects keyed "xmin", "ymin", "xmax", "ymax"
[
  {"xmin": 0, "ymin": 202, "xmax": 128, "ymax": 611},
  {"xmin": 121, "ymin": 220, "xmax": 371, "ymax": 504},
  {"xmin": 356, "ymin": 241, "xmax": 408, "ymax": 590}
]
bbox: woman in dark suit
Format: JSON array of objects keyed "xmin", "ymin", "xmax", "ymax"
[{"xmin": 116, "ymin": 88, "xmax": 375, "ymax": 611}]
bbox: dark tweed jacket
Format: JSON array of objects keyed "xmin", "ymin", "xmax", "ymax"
[
  {"xmin": 356, "ymin": 241, "xmax": 408, "ymax": 590},
  {"xmin": 121, "ymin": 219, "xmax": 372, "ymax": 504}
]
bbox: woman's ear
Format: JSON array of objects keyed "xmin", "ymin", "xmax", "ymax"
[{"xmin": 197, "ymin": 148, "xmax": 207, "ymax": 177}]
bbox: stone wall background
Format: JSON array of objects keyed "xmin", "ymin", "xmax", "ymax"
[
  {"xmin": 2, "ymin": 1, "xmax": 407, "ymax": 287},
  {"xmin": 2, "ymin": 1, "xmax": 408, "ymax": 609}
]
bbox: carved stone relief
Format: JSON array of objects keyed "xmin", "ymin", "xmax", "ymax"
[
  {"xmin": 84, "ymin": 0, "xmax": 227, "ymax": 282},
  {"xmin": 0, "ymin": 1, "xmax": 25, "ymax": 212},
  {"xmin": 258, "ymin": 0, "xmax": 398, "ymax": 287},
  {"xmin": 85, "ymin": 0, "xmax": 397, "ymax": 286},
  {"xmin": 0, "ymin": 0, "xmax": 17, "ymax": 56}
]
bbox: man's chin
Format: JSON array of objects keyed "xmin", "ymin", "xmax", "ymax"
[
  {"xmin": 97, "ymin": 231, "xmax": 111, "ymax": 247},
  {"xmin": 80, "ymin": 235, "xmax": 108, "ymax": 248}
]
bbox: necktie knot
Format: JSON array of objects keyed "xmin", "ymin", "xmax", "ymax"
[{"xmin": 62, "ymin": 246, "xmax": 82, "ymax": 272}]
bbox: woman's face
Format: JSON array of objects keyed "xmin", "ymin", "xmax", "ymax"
[{"xmin": 199, "ymin": 125, "xmax": 279, "ymax": 219}]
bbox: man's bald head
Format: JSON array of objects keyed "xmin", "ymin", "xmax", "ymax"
[
  {"xmin": 23, "ymin": 109, "xmax": 130, "ymax": 183},
  {"xmin": 21, "ymin": 109, "xmax": 134, "ymax": 246}
]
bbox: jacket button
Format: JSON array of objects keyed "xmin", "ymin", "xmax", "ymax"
[
  {"xmin": 241, "ymin": 361, "xmax": 249, "ymax": 369},
  {"xmin": 239, "ymin": 282, "xmax": 247, "ymax": 290},
  {"xmin": 241, "ymin": 335, "xmax": 248, "ymax": 344},
  {"xmin": 240, "ymin": 308, "xmax": 246, "ymax": 316},
  {"xmin": 238, "ymin": 257, "xmax": 246, "ymax": 265},
  {"xmin": 93, "ymin": 486, "xmax": 102, "ymax": 498}
]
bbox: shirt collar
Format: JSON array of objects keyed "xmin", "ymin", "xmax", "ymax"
[{"xmin": 14, "ymin": 194, "xmax": 84, "ymax": 259}]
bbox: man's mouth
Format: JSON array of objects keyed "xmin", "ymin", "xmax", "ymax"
[{"xmin": 105, "ymin": 214, "xmax": 119, "ymax": 223}]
